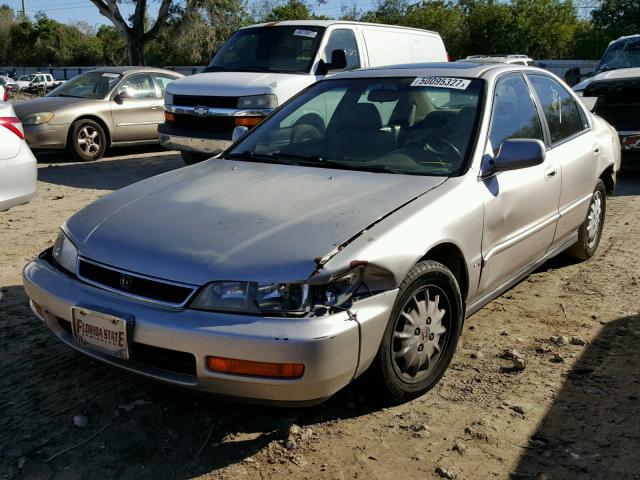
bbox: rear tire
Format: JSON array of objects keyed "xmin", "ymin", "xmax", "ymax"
[
  {"xmin": 566, "ymin": 180, "xmax": 606, "ymax": 260},
  {"xmin": 370, "ymin": 260, "xmax": 463, "ymax": 404},
  {"xmin": 68, "ymin": 119, "xmax": 106, "ymax": 162},
  {"xmin": 181, "ymin": 151, "xmax": 210, "ymax": 165}
]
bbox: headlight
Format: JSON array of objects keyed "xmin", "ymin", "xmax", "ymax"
[
  {"xmin": 52, "ymin": 229, "xmax": 78, "ymax": 274},
  {"xmin": 237, "ymin": 94, "xmax": 277, "ymax": 109},
  {"xmin": 22, "ymin": 112, "xmax": 54, "ymax": 126},
  {"xmin": 190, "ymin": 266, "xmax": 365, "ymax": 315},
  {"xmin": 165, "ymin": 92, "xmax": 173, "ymax": 105}
]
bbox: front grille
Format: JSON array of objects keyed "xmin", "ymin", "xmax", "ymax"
[
  {"xmin": 170, "ymin": 113, "xmax": 235, "ymax": 135},
  {"xmin": 78, "ymin": 259, "xmax": 194, "ymax": 306},
  {"xmin": 56, "ymin": 318, "xmax": 197, "ymax": 377},
  {"xmin": 586, "ymin": 79, "xmax": 640, "ymax": 131},
  {"xmin": 173, "ymin": 95, "xmax": 238, "ymax": 109}
]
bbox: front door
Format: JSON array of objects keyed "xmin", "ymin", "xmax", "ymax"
[
  {"xmin": 478, "ymin": 73, "xmax": 561, "ymax": 296},
  {"xmin": 110, "ymin": 73, "xmax": 162, "ymax": 142}
]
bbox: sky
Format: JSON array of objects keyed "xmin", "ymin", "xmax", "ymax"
[{"xmin": 1, "ymin": 0, "xmax": 378, "ymax": 26}]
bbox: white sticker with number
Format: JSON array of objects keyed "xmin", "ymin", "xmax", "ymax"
[
  {"xmin": 102, "ymin": 73, "xmax": 120, "ymax": 78},
  {"xmin": 293, "ymin": 29, "xmax": 318, "ymax": 38},
  {"xmin": 411, "ymin": 77, "xmax": 471, "ymax": 90}
]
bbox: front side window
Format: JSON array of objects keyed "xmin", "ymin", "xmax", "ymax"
[
  {"xmin": 322, "ymin": 29, "xmax": 360, "ymax": 70},
  {"xmin": 47, "ymin": 72, "xmax": 122, "ymax": 99},
  {"xmin": 528, "ymin": 74, "xmax": 586, "ymax": 145},
  {"xmin": 227, "ymin": 76, "xmax": 484, "ymax": 177},
  {"xmin": 489, "ymin": 74, "xmax": 544, "ymax": 155},
  {"xmin": 206, "ymin": 26, "xmax": 325, "ymax": 74},
  {"xmin": 117, "ymin": 73, "xmax": 155, "ymax": 99}
]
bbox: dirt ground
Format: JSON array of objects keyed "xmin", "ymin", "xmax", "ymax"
[{"xmin": 1, "ymin": 148, "xmax": 639, "ymax": 480}]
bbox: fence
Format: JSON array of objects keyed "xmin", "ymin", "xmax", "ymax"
[{"xmin": 1, "ymin": 60, "xmax": 600, "ymax": 81}]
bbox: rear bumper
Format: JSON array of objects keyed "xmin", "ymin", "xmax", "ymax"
[
  {"xmin": 24, "ymin": 123, "xmax": 69, "ymax": 150},
  {"xmin": 23, "ymin": 255, "xmax": 397, "ymax": 404},
  {"xmin": 158, "ymin": 123, "xmax": 232, "ymax": 154},
  {"xmin": 0, "ymin": 142, "xmax": 37, "ymax": 211}
]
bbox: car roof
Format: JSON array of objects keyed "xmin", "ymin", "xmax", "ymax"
[
  {"xmin": 243, "ymin": 20, "xmax": 438, "ymax": 35},
  {"xmin": 330, "ymin": 62, "xmax": 541, "ymax": 80},
  {"xmin": 88, "ymin": 66, "xmax": 183, "ymax": 76}
]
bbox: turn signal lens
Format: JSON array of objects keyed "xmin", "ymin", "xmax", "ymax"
[
  {"xmin": 164, "ymin": 111, "xmax": 175, "ymax": 122},
  {"xmin": 235, "ymin": 117, "xmax": 263, "ymax": 127},
  {"xmin": 207, "ymin": 356, "xmax": 304, "ymax": 379}
]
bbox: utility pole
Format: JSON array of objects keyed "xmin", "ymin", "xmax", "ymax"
[{"xmin": 21, "ymin": 0, "xmax": 26, "ymax": 19}]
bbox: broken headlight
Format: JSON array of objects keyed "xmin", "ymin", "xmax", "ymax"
[{"xmin": 190, "ymin": 266, "xmax": 365, "ymax": 316}]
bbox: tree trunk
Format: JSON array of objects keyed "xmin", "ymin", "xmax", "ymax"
[{"xmin": 127, "ymin": 37, "xmax": 145, "ymax": 66}]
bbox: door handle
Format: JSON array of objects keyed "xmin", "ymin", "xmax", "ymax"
[
  {"xmin": 544, "ymin": 167, "xmax": 558, "ymax": 180},
  {"xmin": 592, "ymin": 144, "xmax": 600, "ymax": 156},
  {"xmin": 150, "ymin": 105, "xmax": 160, "ymax": 110}
]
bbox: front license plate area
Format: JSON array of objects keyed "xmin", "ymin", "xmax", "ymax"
[{"xmin": 72, "ymin": 307, "xmax": 131, "ymax": 360}]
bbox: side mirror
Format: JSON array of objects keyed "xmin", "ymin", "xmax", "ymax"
[
  {"xmin": 485, "ymin": 139, "xmax": 545, "ymax": 177},
  {"xmin": 113, "ymin": 90, "xmax": 130, "ymax": 104},
  {"xmin": 316, "ymin": 49, "xmax": 348, "ymax": 75}
]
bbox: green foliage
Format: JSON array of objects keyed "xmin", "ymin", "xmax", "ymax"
[
  {"xmin": 263, "ymin": 0, "xmax": 327, "ymax": 21},
  {"xmin": 591, "ymin": 0, "xmax": 640, "ymax": 40}
]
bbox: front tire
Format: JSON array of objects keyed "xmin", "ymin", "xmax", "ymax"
[
  {"xmin": 371, "ymin": 261, "xmax": 463, "ymax": 404},
  {"xmin": 68, "ymin": 119, "xmax": 106, "ymax": 162},
  {"xmin": 567, "ymin": 180, "xmax": 606, "ymax": 260},
  {"xmin": 181, "ymin": 151, "xmax": 210, "ymax": 165}
]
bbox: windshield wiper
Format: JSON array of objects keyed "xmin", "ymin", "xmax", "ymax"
[
  {"xmin": 224, "ymin": 150, "xmax": 300, "ymax": 165},
  {"xmin": 204, "ymin": 65, "xmax": 228, "ymax": 73},
  {"xmin": 275, "ymin": 153, "xmax": 402, "ymax": 174},
  {"xmin": 56, "ymin": 94, "xmax": 83, "ymax": 98},
  {"xmin": 235, "ymin": 66, "xmax": 276, "ymax": 73}
]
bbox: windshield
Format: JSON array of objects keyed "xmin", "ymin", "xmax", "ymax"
[
  {"xmin": 597, "ymin": 37, "xmax": 640, "ymax": 72},
  {"xmin": 47, "ymin": 71, "xmax": 122, "ymax": 99},
  {"xmin": 227, "ymin": 76, "xmax": 484, "ymax": 176},
  {"xmin": 19, "ymin": 75, "xmax": 35, "ymax": 82},
  {"xmin": 206, "ymin": 26, "xmax": 325, "ymax": 74}
]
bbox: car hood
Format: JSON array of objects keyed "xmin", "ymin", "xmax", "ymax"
[
  {"xmin": 167, "ymin": 71, "xmax": 314, "ymax": 98},
  {"xmin": 13, "ymin": 96, "xmax": 98, "ymax": 119},
  {"xmin": 573, "ymin": 67, "xmax": 640, "ymax": 91},
  {"xmin": 66, "ymin": 160, "xmax": 446, "ymax": 286}
]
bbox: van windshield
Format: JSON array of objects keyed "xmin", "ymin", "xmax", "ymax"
[
  {"xmin": 597, "ymin": 36, "xmax": 640, "ymax": 72},
  {"xmin": 206, "ymin": 26, "xmax": 325, "ymax": 74}
]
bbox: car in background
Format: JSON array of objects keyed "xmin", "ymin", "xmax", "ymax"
[
  {"xmin": 0, "ymin": 83, "xmax": 7, "ymax": 102},
  {"xmin": 13, "ymin": 67, "xmax": 183, "ymax": 161},
  {"xmin": 15, "ymin": 74, "xmax": 37, "ymax": 91},
  {"xmin": 464, "ymin": 54, "xmax": 535, "ymax": 66},
  {"xmin": 24, "ymin": 62, "xmax": 619, "ymax": 404},
  {"xmin": 0, "ymin": 101, "xmax": 37, "ymax": 211},
  {"xmin": 0, "ymin": 75, "xmax": 16, "ymax": 89},
  {"xmin": 160, "ymin": 20, "xmax": 449, "ymax": 165},
  {"xmin": 573, "ymin": 34, "xmax": 640, "ymax": 153}
]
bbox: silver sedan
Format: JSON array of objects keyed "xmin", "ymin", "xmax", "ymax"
[
  {"xmin": 23, "ymin": 63, "xmax": 620, "ymax": 405},
  {"xmin": 13, "ymin": 67, "xmax": 182, "ymax": 161}
]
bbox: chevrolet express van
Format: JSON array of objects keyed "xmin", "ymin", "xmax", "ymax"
[{"xmin": 159, "ymin": 20, "xmax": 448, "ymax": 164}]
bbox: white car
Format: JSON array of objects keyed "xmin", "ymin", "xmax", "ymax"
[
  {"xmin": 0, "ymin": 101, "xmax": 37, "ymax": 211},
  {"xmin": 15, "ymin": 74, "xmax": 37, "ymax": 91}
]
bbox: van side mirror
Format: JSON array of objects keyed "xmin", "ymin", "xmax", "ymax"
[
  {"xmin": 484, "ymin": 139, "xmax": 545, "ymax": 177},
  {"xmin": 316, "ymin": 49, "xmax": 348, "ymax": 75}
]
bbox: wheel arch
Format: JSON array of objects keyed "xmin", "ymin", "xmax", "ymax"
[
  {"xmin": 418, "ymin": 242, "xmax": 469, "ymax": 303},
  {"xmin": 599, "ymin": 164, "xmax": 616, "ymax": 195},
  {"xmin": 67, "ymin": 115, "xmax": 112, "ymax": 149}
]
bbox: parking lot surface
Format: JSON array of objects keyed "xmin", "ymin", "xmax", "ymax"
[{"xmin": 1, "ymin": 149, "xmax": 639, "ymax": 480}]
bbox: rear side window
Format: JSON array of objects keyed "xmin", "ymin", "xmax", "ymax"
[
  {"xmin": 322, "ymin": 29, "xmax": 360, "ymax": 70},
  {"xmin": 528, "ymin": 74, "xmax": 587, "ymax": 145},
  {"xmin": 489, "ymin": 74, "xmax": 544, "ymax": 155}
]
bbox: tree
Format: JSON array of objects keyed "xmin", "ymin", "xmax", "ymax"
[
  {"xmin": 88, "ymin": 0, "xmax": 186, "ymax": 65},
  {"xmin": 263, "ymin": 0, "xmax": 324, "ymax": 21},
  {"xmin": 591, "ymin": 0, "xmax": 640, "ymax": 40}
]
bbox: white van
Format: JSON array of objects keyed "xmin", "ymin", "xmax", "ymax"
[{"xmin": 159, "ymin": 20, "xmax": 448, "ymax": 164}]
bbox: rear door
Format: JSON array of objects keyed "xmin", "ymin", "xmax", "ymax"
[
  {"xmin": 110, "ymin": 73, "xmax": 162, "ymax": 142},
  {"xmin": 527, "ymin": 74, "xmax": 596, "ymax": 243},
  {"xmin": 478, "ymin": 73, "xmax": 561, "ymax": 295}
]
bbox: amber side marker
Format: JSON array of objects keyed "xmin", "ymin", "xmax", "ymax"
[
  {"xmin": 207, "ymin": 356, "xmax": 304, "ymax": 379},
  {"xmin": 164, "ymin": 111, "xmax": 175, "ymax": 122},
  {"xmin": 234, "ymin": 117, "xmax": 262, "ymax": 127}
]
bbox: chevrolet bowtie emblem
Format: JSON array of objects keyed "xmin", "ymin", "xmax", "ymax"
[{"xmin": 193, "ymin": 106, "xmax": 208, "ymax": 116}]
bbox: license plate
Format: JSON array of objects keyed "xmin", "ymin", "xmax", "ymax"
[{"xmin": 72, "ymin": 307, "xmax": 130, "ymax": 360}]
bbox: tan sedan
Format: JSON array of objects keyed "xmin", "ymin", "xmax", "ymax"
[{"xmin": 13, "ymin": 67, "xmax": 182, "ymax": 161}]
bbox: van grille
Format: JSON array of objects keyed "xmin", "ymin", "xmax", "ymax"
[
  {"xmin": 586, "ymin": 79, "xmax": 640, "ymax": 131},
  {"xmin": 78, "ymin": 259, "xmax": 195, "ymax": 306},
  {"xmin": 170, "ymin": 113, "xmax": 235, "ymax": 135},
  {"xmin": 173, "ymin": 95, "xmax": 239, "ymax": 109}
]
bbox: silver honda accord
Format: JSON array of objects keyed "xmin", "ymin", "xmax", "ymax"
[{"xmin": 23, "ymin": 63, "xmax": 620, "ymax": 405}]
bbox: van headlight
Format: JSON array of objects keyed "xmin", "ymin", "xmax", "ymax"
[
  {"xmin": 52, "ymin": 229, "xmax": 78, "ymax": 274},
  {"xmin": 190, "ymin": 266, "xmax": 364, "ymax": 315},
  {"xmin": 22, "ymin": 112, "xmax": 54, "ymax": 126},
  {"xmin": 237, "ymin": 94, "xmax": 277, "ymax": 109}
]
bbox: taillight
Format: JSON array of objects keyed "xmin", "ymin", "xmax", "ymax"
[
  {"xmin": 2, "ymin": 89, "xmax": 7, "ymax": 101},
  {"xmin": 446, "ymin": 51, "xmax": 452, "ymax": 62},
  {"xmin": 0, "ymin": 116, "xmax": 25, "ymax": 139}
]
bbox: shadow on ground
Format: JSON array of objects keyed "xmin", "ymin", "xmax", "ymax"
[
  {"xmin": 36, "ymin": 150, "xmax": 185, "ymax": 191},
  {"xmin": 0, "ymin": 285, "xmax": 383, "ymax": 480},
  {"xmin": 616, "ymin": 156, "xmax": 640, "ymax": 196},
  {"xmin": 511, "ymin": 314, "xmax": 640, "ymax": 479}
]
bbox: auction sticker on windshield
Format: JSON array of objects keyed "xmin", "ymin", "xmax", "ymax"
[
  {"xmin": 293, "ymin": 29, "xmax": 318, "ymax": 38},
  {"xmin": 72, "ymin": 307, "xmax": 130, "ymax": 359},
  {"xmin": 411, "ymin": 77, "xmax": 471, "ymax": 90}
]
